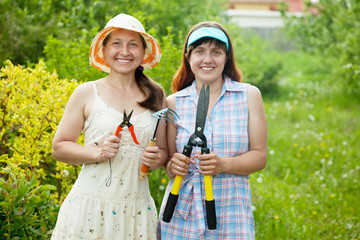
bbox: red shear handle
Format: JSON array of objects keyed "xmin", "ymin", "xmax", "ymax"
[
  {"xmin": 115, "ymin": 126, "xmax": 122, "ymax": 137},
  {"xmin": 139, "ymin": 139, "xmax": 156, "ymax": 180},
  {"xmin": 128, "ymin": 125, "xmax": 140, "ymax": 145}
]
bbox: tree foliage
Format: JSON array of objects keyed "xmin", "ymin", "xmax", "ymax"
[
  {"xmin": 0, "ymin": 0, "xmax": 225, "ymax": 67},
  {"xmin": 281, "ymin": 0, "xmax": 360, "ymax": 93}
]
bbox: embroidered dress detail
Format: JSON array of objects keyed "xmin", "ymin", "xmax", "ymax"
[
  {"xmin": 158, "ymin": 76, "xmax": 255, "ymax": 239},
  {"xmin": 51, "ymin": 82, "xmax": 158, "ymax": 240}
]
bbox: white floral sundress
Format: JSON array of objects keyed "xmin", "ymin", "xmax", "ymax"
[{"xmin": 51, "ymin": 82, "xmax": 158, "ymax": 240}]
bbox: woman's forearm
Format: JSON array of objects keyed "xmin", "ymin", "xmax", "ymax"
[
  {"xmin": 52, "ymin": 141, "xmax": 101, "ymax": 165},
  {"xmin": 220, "ymin": 149, "xmax": 267, "ymax": 175}
]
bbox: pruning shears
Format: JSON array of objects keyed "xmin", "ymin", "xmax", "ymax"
[
  {"xmin": 115, "ymin": 109, "xmax": 140, "ymax": 145},
  {"xmin": 106, "ymin": 109, "xmax": 140, "ymax": 187},
  {"xmin": 162, "ymin": 84, "xmax": 217, "ymax": 230}
]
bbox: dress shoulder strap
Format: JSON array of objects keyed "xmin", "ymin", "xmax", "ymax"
[
  {"xmin": 82, "ymin": 82, "xmax": 99, "ymax": 133},
  {"xmin": 91, "ymin": 82, "xmax": 99, "ymax": 97}
]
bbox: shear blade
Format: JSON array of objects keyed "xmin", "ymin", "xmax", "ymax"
[{"xmin": 195, "ymin": 85, "xmax": 210, "ymax": 134}]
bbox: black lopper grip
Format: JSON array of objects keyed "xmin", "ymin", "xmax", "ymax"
[
  {"xmin": 206, "ymin": 200, "xmax": 217, "ymax": 230},
  {"xmin": 202, "ymin": 147, "xmax": 216, "ymax": 229},
  {"xmin": 201, "ymin": 147, "xmax": 210, "ymax": 154},
  {"xmin": 182, "ymin": 144, "xmax": 193, "ymax": 157},
  {"xmin": 162, "ymin": 193, "xmax": 179, "ymax": 222}
]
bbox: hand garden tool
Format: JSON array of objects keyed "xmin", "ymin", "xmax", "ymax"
[
  {"xmin": 139, "ymin": 108, "xmax": 179, "ymax": 180},
  {"xmin": 106, "ymin": 109, "xmax": 139, "ymax": 187},
  {"xmin": 162, "ymin": 84, "xmax": 217, "ymax": 230},
  {"xmin": 114, "ymin": 109, "xmax": 140, "ymax": 145}
]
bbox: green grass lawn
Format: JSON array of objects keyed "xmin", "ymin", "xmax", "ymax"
[{"xmin": 251, "ymin": 51, "xmax": 360, "ymax": 239}]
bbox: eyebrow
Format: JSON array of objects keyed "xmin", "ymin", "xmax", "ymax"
[
  {"xmin": 195, "ymin": 45, "xmax": 222, "ymax": 50},
  {"xmin": 111, "ymin": 37, "xmax": 140, "ymax": 42}
]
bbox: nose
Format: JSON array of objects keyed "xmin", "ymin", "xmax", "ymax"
[
  {"xmin": 203, "ymin": 51, "xmax": 213, "ymax": 63},
  {"xmin": 120, "ymin": 45, "xmax": 130, "ymax": 56}
]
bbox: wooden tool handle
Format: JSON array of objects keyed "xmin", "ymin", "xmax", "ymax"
[{"xmin": 139, "ymin": 139, "xmax": 156, "ymax": 180}]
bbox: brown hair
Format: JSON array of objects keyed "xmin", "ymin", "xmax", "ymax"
[
  {"xmin": 171, "ymin": 22, "xmax": 243, "ymax": 93},
  {"xmin": 103, "ymin": 31, "xmax": 165, "ymax": 111}
]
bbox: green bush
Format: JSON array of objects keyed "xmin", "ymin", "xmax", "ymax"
[
  {"xmin": 145, "ymin": 27, "xmax": 183, "ymax": 94},
  {"xmin": 44, "ymin": 29, "xmax": 107, "ymax": 82},
  {"xmin": 0, "ymin": 60, "xmax": 80, "ymax": 202},
  {"xmin": 0, "ymin": 166, "xmax": 58, "ymax": 239},
  {"xmin": 0, "ymin": 60, "xmax": 81, "ymax": 238}
]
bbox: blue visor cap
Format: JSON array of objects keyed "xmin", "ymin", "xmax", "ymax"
[{"xmin": 187, "ymin": 27, "xmax": 229, "ymax": 52}]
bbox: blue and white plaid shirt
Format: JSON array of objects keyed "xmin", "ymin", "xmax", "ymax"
[{"xmin": 158, "ymin": 76, "xmax": 255, "ymax": 239}]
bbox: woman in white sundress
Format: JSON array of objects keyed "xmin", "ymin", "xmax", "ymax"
[{"xmin": 51, "ymin": 13, "xmax": 167, "ymax": 240}]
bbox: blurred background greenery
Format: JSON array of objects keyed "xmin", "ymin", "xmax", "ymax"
[{"xmin": 0, "ymin": 0, "xmax": 359, "ymax": 239}]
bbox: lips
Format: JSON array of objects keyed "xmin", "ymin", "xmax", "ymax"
[
  {"xmin": 200, "ymin": 66, "xmax": 215, "ymax": 71},
  {"xmin": 115, "ymin": 58, "xmax": 132, "ymax": 64}
]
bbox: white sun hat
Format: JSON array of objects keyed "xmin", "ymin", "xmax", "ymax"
[{"xmin": 89, "ymin": 13, "xmax": 161, "ymax": 73}]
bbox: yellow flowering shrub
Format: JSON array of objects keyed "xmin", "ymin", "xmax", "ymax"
[{"xmin": 0, "ymin": 60, "xmax": 80, "ymax": 202}]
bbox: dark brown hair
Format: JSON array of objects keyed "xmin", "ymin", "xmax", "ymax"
[
  {"xmin": 103, "ymin": 31, "xmax": 165, "ymax": 111},
  {"xmin": 171, "ymin": 22, "xmax": 243, "ymax": 93}
]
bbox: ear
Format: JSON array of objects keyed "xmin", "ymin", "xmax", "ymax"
[
  {"xmin": 185, "ymin": 51, "xmax": 191, "ymax": 62},
  {"xmin": 102, "ymin": 46, "xmax": 106, "ymax": 61}
]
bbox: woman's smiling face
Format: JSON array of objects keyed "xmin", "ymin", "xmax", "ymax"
[
  {"xmin": 102, "ymin": 29, "xmax": 145, "ymax": 75},
  {"xmin": 188, "ymin": 40, "xmax": 227, "ymax": 85}
]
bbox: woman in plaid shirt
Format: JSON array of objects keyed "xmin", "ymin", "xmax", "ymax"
[{"xmin": 158, "ymin": 21, "xmax": 268, "ymax": 239}]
